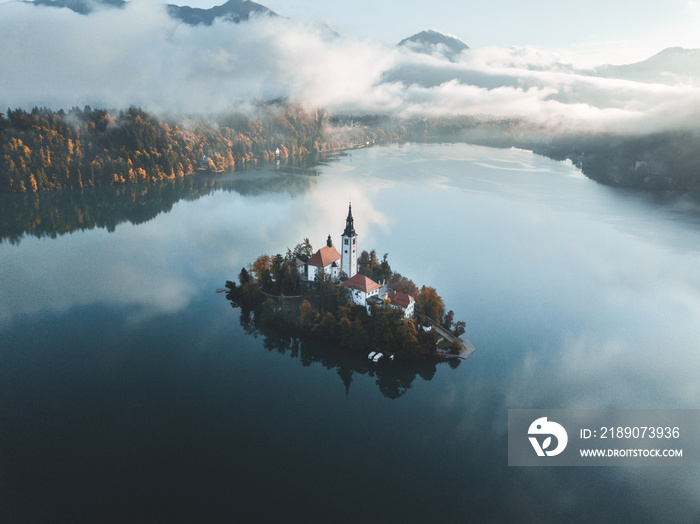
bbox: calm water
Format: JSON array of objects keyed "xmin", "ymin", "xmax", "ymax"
[{"xmin": 2, "ymin": 143, "xmax": 700, "ymax": 522}]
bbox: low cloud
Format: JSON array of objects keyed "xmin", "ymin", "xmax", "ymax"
[{"xmin": 1, "ymin": 0, "xmax": 699, "ymax": 133}]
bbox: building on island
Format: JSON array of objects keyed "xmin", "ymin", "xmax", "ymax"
[
  {"xmin": 299, "ymin": 234, "xmax": 341, "ymax": 281},
  {"xmin": 300, "ymin": 202, "xmax": 414, "ymax": 319},
  {"xmin": 386, "ymin": 290, "xmax": 415, "ymax": 319},
  {"xmin": 300, "ymin": 204, "xmax": 355, "ymax": 283},
  {"xmin": 342, "ymin": 273, "xmax": 382, "ymax": 312}
]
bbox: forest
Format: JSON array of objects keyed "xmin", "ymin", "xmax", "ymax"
[
  {"xmin": 225, "ymin": 240, "xmax": 466, "ymax": 361},
  {"xmin": 532, "ymin": 130, "xmax": 700, "ymax": 191},
  {"xmin": 0, "ymin": 104, "xmax": 407, "ymax": 194},
  {"xmin": 5, "ymin": 102, "xmax": 698, "ymax": 195}
]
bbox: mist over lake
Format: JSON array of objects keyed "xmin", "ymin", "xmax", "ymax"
[{"xmin": 2, "ymin": 143, "xmax": 700, "ymax": 522}]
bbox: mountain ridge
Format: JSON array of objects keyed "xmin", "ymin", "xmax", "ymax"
[
  {"xmin": 398, "ymin": 29, "xmax": 469, "ymax": 61},
  {"xmin": 23, "ymin": 0, "xmax": 694, "ymax": 79},
  {"xmin": 31, "ymin": 0, "xmax": 125, "ymax": 14},
  {"xmin": 589, "ymin": 46, "xmax": 700, "ymax": 84},
  {"xmin": 28, "ymin": 0, "xmax": 277, "ymax": 24},
  {"xmin": 167, "ymin": 0, "xmax": 275, "ymax": 26}
]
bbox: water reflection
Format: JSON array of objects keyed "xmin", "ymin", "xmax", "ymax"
[
  {"xmin": 0, "ymin": 158, "xmax": 388, "ymax": 330},
  {"xmin": 4, "ymin": 142, "xmax": 700, "ymax": 521},
  {"xmin": 0, "ymin": 160, "xmax": 325, "ymax": 244},
  {"xmin": 231, "ymin": 301, "xmax": 455, "ymax": 399}
]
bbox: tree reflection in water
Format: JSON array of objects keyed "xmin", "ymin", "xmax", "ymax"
[
  {"xmin": 0, "ymin": 161, "xmax": 323, "ymax": 244},
  {"xmin": 230, "ymin": 299, "xmax": 455, "ymax": 399}
]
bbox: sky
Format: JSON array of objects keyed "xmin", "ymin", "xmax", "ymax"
[{"xmin": 1, "ymin": 0, "xmax": 700, "ymax": 132}]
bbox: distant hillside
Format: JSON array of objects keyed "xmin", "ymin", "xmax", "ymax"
[
  {"xmin": 398, "ymin": 29, "xmax": 469, "ymax": 61},
  {"xmin": 588, "ymin": 47, "xmax": 700, "ymax": 85},
  {"xmin": 167, "ymin": 0, "xmax": 275, "ymax": 25},
  {"xmin": 31, "ymin": 0, "xmax": 125, "ymax": 14},
  {"xmin": 28, "ymin": 0, "xmax": 277, "ymax": 24},
  {"xmin": 531, "ymin": 130, "xmax": 700, "ymax": 191}
]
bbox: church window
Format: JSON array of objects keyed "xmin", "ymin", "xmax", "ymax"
[{"xmin": 344, "ymin": 239, "xmax": 349, "ymax": 245}]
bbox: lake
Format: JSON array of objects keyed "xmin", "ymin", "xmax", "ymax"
[{"xmin": 2, "ymin": 143, "xmax": 700, "ymax": 522}]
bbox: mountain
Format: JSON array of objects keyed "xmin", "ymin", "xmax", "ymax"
[
  {"xmin": 28, "ymin": 0, "xmax": 277, "ymax": 24},
  {"xmin": 588, "ymin": 47, "xmax": 700, "ymax": 85},
  {"xmin": 31, "ymin": 0, "xmax": 125, "ymax": 14},
  {"xmin": 167, "ymin": 0, "xmax": 276, "ymax": 26},
  {"xmin": 398, "ymin": 29, "xmax": 469, "ymax": 62}
]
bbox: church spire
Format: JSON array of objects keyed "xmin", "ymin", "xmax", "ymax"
[
  {"xmin": 327, "ymin": 233, "xmax": 333, "ymax": 247},
  {"xmin": 340, "ymin": 201, "xmax": 358, "ymax": 278},
  {"xmin": 342, "ymin": 202, "xmax": 356, "ymax": 237}
]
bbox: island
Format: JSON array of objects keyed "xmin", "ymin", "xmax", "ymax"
[{"xmin": 225, "ymin": 203, "xmax": 475, "ymax": 362}]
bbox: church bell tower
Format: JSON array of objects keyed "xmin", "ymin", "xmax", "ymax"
[{"xmin": 341, "ymin": 203, "xmax": 357, "ymax": 278}]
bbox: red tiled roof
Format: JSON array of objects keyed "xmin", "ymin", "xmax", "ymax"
[
  {"xmin": 342, "ymin": 273, "xmax": 380, "ymax": 293},
  {"xmin": 307, "ymin": 244, "xmax": 341, "ymax": 268},
  {"xmin": 387, "ymin": 290, "xmax": 414, "ymax": 309}
]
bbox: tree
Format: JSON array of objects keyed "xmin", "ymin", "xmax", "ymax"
[
  {"xmin": 287, "ymin": 238, "xmax": 314, "ymax": 262},
  {"xmin": 357, "ymin": 250, "xmax": 371, "ymax": 273},
  {"xmin": 313, "ymin": 312, "xmax": 337, "ymax": 340},
  {"xmin": 443, "ymin": 310, "xmax": 454, "ymax": 330},
  {"xmin": 388, "ymin": 272, "xmax": 419, "ymax": 297},
  {"xmin": 397, "ymin": 318, "xmax": 421, "ymax": 359},
  {"xmin": 357, "ymin": 249, "xmax": 392, "ymax": 282},
  {"xmin": 270, "ymin": 254, "xmax": 287, "ymax": 293},
  {"xmin": 234, "ymin": 267, "xmax": 257, "ymax": 310},
  {"xmin": 369, "ymin": 250, "xmax": 378, "ymax": 268},
  {"xmin": 416, "ymin": 286, "xmax": 445, "ymax": 324},
  {"xmin": 378, "ymin": 253, "xmax": 392, "ymax": 282},
  {"xmin": 417, "ymin": 327, "xmax": 440, "ymax": 356},
  {"xmin": 315, "ymin": 269, "xmax": 339, "ymax": 313},
  {"xmin": 336, "ymin": 284, "xmax": 351, "ymax": 308},
  {"xmin": 238, "ymin": 267, "xmax": 251, "ymax": 285},
  {"xmin": 252, "ymin": 255, "xmax": 272, "ymax": 291}
]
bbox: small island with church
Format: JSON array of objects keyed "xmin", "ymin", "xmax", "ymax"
[{"xmin": 225, "ymin": 203, "xmax": 475, "ymax": 361}]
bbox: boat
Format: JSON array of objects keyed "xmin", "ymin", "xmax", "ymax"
[
  {"xmin": 372, "ymin": 352, "xmax": 384, "ymax": 362},
  {"xmin": 368, "ymin": 351, "xmax": 377, "ymax": 360}
]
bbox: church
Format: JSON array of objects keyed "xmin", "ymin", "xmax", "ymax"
[
  {"xmin": 297, "ymin": 234, "xmax": 341, "ymax": 281},
  {"xmin": 299, "ymin": 203, "xmax": 415, "ymax": 319},
  {"xmin": 298, "ymin": 203, "xmax": 357, "ymax": 283}
]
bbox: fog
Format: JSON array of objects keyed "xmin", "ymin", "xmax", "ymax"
[{"xmin": 1, "ymin": 0, "xmax": 700, "ymax": 133}]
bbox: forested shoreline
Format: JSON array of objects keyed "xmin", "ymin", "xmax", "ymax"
[
  {"xmin": 0, "ymin": 104, "xmax": 404, "ymax": 194},
  {"xmin": 531, "ymin": 131, "xmax": 700, "ymax": 191},
  {"xmin": 3, "ymin": 102, "xmax": 700, "ymax": 195}
]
